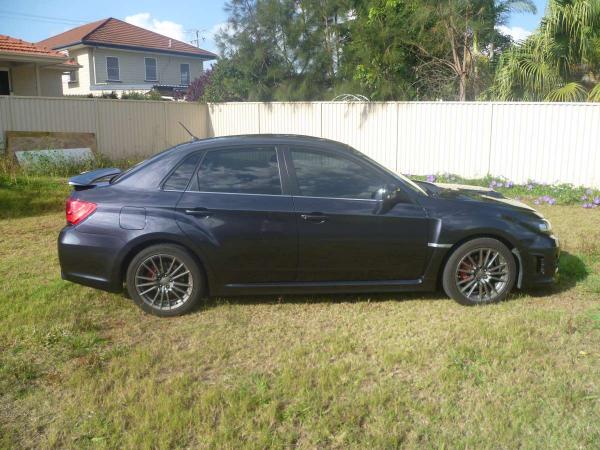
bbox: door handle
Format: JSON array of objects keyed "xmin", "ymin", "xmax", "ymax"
[
  {"xmin": 185, "ymin": 207, "xmax": 212, "ymax": 217},
  {"xmin": 301, "ymin": 213, "xmax": 328, "ymax": 224}
]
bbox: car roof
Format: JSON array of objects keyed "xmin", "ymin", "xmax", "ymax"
[{"xmin": 161, "ymin": 134, "xmax": 356, "ymax": 162}]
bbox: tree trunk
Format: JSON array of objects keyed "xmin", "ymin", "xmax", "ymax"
[{"xmin": 458, "ymin": 74, "xmax": 467, "ymax": 101}]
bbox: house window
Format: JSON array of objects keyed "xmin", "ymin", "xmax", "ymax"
[
  {"xmin": 106, "ymin": 56, "xmax": 120, "ymax": 81},
  {"xmin": 180, "ymin": 63, "xmax": 190, "ymax": 86},
  {"xmin": 0, "ymin": 69, "xmax": 10, "ymax": 95},
  {"xmin": 68, "ymin": 70, "xmax": 78, "ymax": 83},
  {"xmin": 145, "ymin": 57, "xmax": 157, "ymax": 81}
]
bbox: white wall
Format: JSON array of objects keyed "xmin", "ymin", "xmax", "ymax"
[
  {"xmin": 93, "ymin": 48, "xmax": 203, "ymax": 90},
  {"xmin": 62, "ymin": 48, "xmax": 92, "ymax": 95},
  {"xmin": 2, "ymin": 98, "xmax": 599, "ymax": 187},
  {"xmin": 0, "ymin": 96, "xmax": 209, "ymax": 159},
  {"xmin": 208, "ymin": 102, "xmax": 600, "ymax": 187},
  {"xmin": 9, "ymin": 64, "xmax": 63, "ymax": 96},
  {"xmin": 63, "ymin": 47, "xmax": 205, "ymax": 95}
]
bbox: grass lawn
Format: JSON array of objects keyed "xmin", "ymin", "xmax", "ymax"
[{"xmin": 1, "ymin": 180, "xmax": 600, "ymax": 449}]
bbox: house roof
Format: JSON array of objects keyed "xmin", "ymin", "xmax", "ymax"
[
  {"xmin": 0, "ymin": 34, "xmax": 79, "ymax": 67},
  {"xmin": 37, "ymin": 18, "xmax": 217, "ymax": 59},
  {"xmin": 0, "ymin": 34, "xmax": 68, "ymax": 59}
]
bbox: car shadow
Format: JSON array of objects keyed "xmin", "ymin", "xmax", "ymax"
[
  {"xmin": 198, "ymin": 290, "xmax": 447, "ymax": 310},
  {"xmin": 134, "ymin": 251, "xmax": 587, "ymax": 314}
]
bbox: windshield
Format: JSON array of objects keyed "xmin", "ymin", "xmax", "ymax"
[{"xmin": 343, "ymin": 144, "xmax": 428, "ymax": 196}]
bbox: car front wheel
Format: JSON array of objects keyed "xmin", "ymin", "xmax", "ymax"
[
  {"xmin": 126, "ymin": 244, "xmax": 204, "ymax": 316},
  {"xmin": 442, "ymin": 238, "xmax": 517, "ymax": 306}
]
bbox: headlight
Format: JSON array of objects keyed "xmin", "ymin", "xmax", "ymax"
[{"xmin": 537, "ymin": 219, "xmax": 552, "ymax": 234}]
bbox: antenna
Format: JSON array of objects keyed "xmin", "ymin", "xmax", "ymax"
[{"xmin": 178, "ymin": 121, "xmax": 199, "ymax": 141}]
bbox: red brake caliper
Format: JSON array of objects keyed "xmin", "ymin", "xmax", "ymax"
[{"xmin": 459, "ymin": 261, "xmax": 472, "ymax": 280}]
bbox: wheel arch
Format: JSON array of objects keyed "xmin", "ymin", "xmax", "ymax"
[
  {"xmin": 116, "ymin": 235, "xmax": 214, "ymax": 295},
  {"xmin": 436, "ymin": 233, "xmax": 521, "ymax": 289}
]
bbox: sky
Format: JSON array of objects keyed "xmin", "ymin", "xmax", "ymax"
[{"xmin": 0, "ymin": 0, "xmax": 548, "ymax": 56}]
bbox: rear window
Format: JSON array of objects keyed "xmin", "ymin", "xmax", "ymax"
[
  {"xmin": 195, "ymin": 147, "xmax": 281, "ymax": 195},
  {"xmin": 163, "ymin": 153, "xmax": 202, "ymax": 191}
]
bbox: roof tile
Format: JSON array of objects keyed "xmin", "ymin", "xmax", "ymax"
[
  {"xmin": 0, "ymin": 34, "xmax": 70, "ymax": 59},
  {"xmin": 38, "ymin": 18, "xmax": 217, "ymax": 58}
]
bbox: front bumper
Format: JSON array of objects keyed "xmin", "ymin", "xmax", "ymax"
[{"xmin": 519, "ymin": 234, "xmax": 560, "ymax": 289}]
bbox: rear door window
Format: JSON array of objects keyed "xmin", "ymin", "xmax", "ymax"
[
  {"xmin": 196, "ymin": 147, "xmax": 281, "ymax": 195},
  {"xmin": 163, "ymin": 153, "xmax": 203, "ymax": 191}
]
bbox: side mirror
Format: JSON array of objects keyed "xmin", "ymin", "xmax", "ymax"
[{"xmin": 373, "ymin": 184, "xmax": 406, "ymax": 214}]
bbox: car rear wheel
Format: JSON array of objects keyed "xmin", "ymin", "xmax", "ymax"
[
  {"xmin": 126, "ymin": 244, "xmax": 204, "ymax": 316},
  {"xmin": 442, "ymin": 238, "xmax": 516, "ymax": 306}
]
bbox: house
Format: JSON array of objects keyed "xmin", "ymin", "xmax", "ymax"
[
  {"xmin": 37, "ymin": 18, "xmax": 217, "ymax": 97},
  {"xmin": 0, "ymin": 35, "xmax": 79, "ymax": 96}
]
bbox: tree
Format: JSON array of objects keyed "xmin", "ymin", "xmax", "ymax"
[
  {"xmin": 185, "ymin": 68, "xmax": 214, "ymax": 101},
  {"xmin": 344, "ymin": 0, "xmax": 534, "ymax": 101},
  {"xmin": 340, "ymin": 0, "xmax": 424, "ymax": 100},
  {"xmin": 202, "ymin": 59, "xmax": 250, "ymax": 102},
  {"xmin": 422, "ymin": 0, "xmax": 535, "ymax": 101},
  {"xmin": 215, "ymin": 0, "xmax": 354, "ymax": 101},
  {"xmin": 488, "ymin": 0, "xmax": 600, "ymax": 101}
]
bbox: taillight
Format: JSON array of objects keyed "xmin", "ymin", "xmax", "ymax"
[{"xmin": 66, "ymin": 198, "xmax": 97, "ymax": 225}]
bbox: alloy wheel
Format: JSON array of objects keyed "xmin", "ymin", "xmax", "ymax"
[
  {"xmin": 134, "ymin": 254, "xmax": 194, "ymax": 310},
  {"xmin": 455, "ymin": 248, "xmax": 509, "ymax": 303}
]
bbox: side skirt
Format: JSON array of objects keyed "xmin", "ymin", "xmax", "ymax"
[{"xmin": 214, "ymin": 278, "xmax": 436, "ymax": 296}]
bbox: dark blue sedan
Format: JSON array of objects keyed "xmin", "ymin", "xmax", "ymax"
[{"xmin": 58, "ymin": 135, "xmax": 559, "ymax": 316}]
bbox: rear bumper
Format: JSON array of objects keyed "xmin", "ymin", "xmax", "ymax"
[
  {"xmin": 58, "ymin": 226, "xmax": 124, "ymax": 293},
  {"xmin": 519, "ymin": 235, "xmax": 560, "ymax": 289}
]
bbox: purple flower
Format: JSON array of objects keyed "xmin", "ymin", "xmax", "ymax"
[
  {"xmin": 527, "ymin": 184, "xmax": 534, "ymax": 191},
  {"xmin": 583, "ymin": 203, "xmax": 592, "ymax": 209},
  {"xmin": 426, "ymin": 175, "xmax": 436, "ymax": 183},
  {"xmin": 496, "ymin": 182, "xmax": 504, "ymax": 188},
  {"xmin": 586, "ymin": 188, "xmax": 593, "ymax": 195},
  {"xmin": 490, "ymin": 180, "xmax": 497, "ymax": 187},
  {"xmin": 534, "ymin": 199, "xmax": 541, "ymax": 205},
  {"xmin": 542, "ymin": 195, "xmax": 551, "ymax": 202},
  {"xmin": 506, "ymin": 181, "xmax": 514, "ymax": 188},
  {"xmin": 593, "ymin": 197, "xmax": 600, "ymax": 205},
  {"xmin": 548, "ymin": 198, "xmax": 556, "ymax": 205},
  {"xmin": 581, "ymin": 195, "xmax": 588, "ymax": 201}
]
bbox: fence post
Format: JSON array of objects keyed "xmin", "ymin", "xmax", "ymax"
[
  {"xmin": 320, "ymin": 102, "xmax": 323, "ymax": 138},
  {"xmin": 257, "ymin": 103, "xmax": 261, "ymax": 134},
  {"xmin": 93, "ymin": 98, "xmax": 101, "ymax": 156},
  {"xmin": 395, "ymin": 102, "xmax": 400, "ymax": 173},
  {"xmin": 163, "ymin": 101, "xmax": 168, "ymax": 148},
  {"xmin": 487, "ymin": 103, "xmax": 494, "ymax": 176}
]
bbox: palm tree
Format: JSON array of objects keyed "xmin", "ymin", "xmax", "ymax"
[{"xmin": 488, "ymin": 0, "xmax": 600, "ymax": 101}]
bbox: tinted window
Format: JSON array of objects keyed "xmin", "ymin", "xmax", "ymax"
[
  {"xmin": 163, "ymin": 153, "xmax": 202, "ymax": 190},
  {"xmin": 291, "ymin": 149, "xmax": 382, "ymax": 199},
  {"xmin": 196, "ymin": 148, "xmax": 281, "ymax": 195}
]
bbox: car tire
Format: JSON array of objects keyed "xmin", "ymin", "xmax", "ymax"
[
  {"xmin": 126, "ymin": 244, "xmax": 205, "ymax": 316},
  {"xmin": 442, "ymin": 238, "xmax": 516, "ymax": 306}
]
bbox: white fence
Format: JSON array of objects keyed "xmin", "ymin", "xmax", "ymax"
[
  {"xmin": 1, "ymin": 96, "xmax": 599, "ymax": 187},
  {"xmin": 209, "ymin": 102, "xmax": 600, "ymax": 187},
  {"xmin": 0, "ymin": 96, "xmax": 209, "ymax": 159}
]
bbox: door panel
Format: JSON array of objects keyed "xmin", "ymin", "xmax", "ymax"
[
  {"xmin": 294, "ymin": 197, "xmax": 429, "ymax": 281},
  {"xmin": 176, "ymin": 192, "xmax": 297, "ymax": 284},
  {"xmin": 286, "ymin": 146, "xmax": 430, "ymax": 282},
  {"xmin": 174, "ymin": 146, "xmax": 297, "ymax": 286}
]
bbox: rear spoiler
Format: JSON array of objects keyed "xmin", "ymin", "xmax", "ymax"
[{"xmin": 68, "ymin": 168, "xmax": 121, "ymax": 190}]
